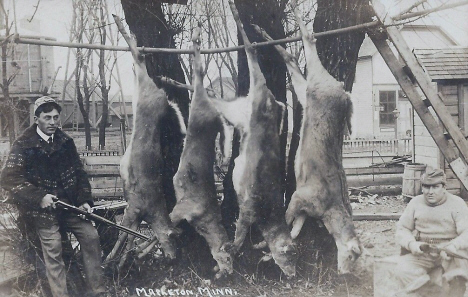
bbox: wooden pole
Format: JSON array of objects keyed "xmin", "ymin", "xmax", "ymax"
[
  {"xmin": 1, "ymin": 0, "xmax": 466, "ymax": 55},
  {"xmin": 2, "ymin": 21, "xmax": 379, "ymax": 54}
]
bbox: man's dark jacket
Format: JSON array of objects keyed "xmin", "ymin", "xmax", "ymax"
[{"xmin": 0, "ymin": 124, "xmax": 93, "ymax": 226}]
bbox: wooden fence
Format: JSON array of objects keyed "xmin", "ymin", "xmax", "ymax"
[
  {"xmin": 343, "ymin": 137, "xmax": 412, "ymax": 155},
  {"xmin": 0, "ymin": 137, "xmax": 412, "ymax": 168}
]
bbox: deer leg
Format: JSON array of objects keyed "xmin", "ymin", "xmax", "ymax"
[
  {"xmin": 117, "ymin": 233, "xmax": 137, "ymax": 271},
  {"xmin": 136, "ymin": 236, "xmax": 159, "ymax": 259},
  {"xmin": 228, "ymin": 0, "xmax": 265, "ymax": 88},
  {"xmin": 291, "ymin": 0, "xmax": 317, "ymax": 74},
  {"xmin": 105, "ymin": 204, "xmax": 142, "ymax": 262},
  {"xmin": 253, "ymin": 24, "xmax": 308, "ymax": 106}
]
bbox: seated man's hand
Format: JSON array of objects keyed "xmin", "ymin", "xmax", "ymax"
[
  {"xmin": 440, "ymin": 243, "xmax": 458, "ymax": 261},
  {"xmin": 409, "ymin": 241, "xmax": 424, "ymax": 255},
  {"xmin": 40, "ymin": 194, "xmax": 57, "ymax": 209}
]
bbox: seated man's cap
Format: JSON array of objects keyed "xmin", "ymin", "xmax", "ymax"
[
  {"xmin": 421, "ymin": 168, "xmax": 446, "ymax": 186},
  {"xmin": 34, "ymin": 96, "xmax": 57, "ymax": 114}
]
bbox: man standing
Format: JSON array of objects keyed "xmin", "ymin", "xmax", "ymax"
[
  {"xmin": 395, "ymin": 168, "xmax": 468, "ymax": 297},
  {"xmin": 1, "ymin": 97, "xmax": 106, "ymax": 297}
]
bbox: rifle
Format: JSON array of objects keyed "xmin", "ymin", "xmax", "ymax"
[
  {"xmin": 420, "ymin": 243, "xmax": 468, "ymax": 260},
  {"xmin": 53, "ymin": 199, "xmax": 151, "ymax": 241}
]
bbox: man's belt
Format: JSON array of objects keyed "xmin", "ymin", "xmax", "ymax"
[{"xmin": 417, "ymin": 236, "xmax": 454, "ymax": 245}]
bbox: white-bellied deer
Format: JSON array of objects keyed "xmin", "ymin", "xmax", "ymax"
[
  {"xmin": 206, "ymin": 1, "xmax": 297, "ymax": 277},
  {"xmin": 106, "ymin": 16, "xmax": 185, "ymax": 267},
  {"xmin": 169, "ymin": 26, "xmax": 233, "ymax": 279},
  {"xmin": 256, "ymin": 1, "xmax": 361, "ymax": 275}
]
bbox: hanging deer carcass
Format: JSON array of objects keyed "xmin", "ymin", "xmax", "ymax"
[
  {"xmin": 106, "ymin": 16, "xmax": 185, "ymax": 266},
  {"xmin": 265, "ymin": 2, "xmax": 361, "ymax": 274},
  {"xmin": 206, "ymin": 1, "xmax": 297, "ymax": 277},
  {"xmin": 169, "ymin": 27, "xmax": 233, "ymax": 279}
]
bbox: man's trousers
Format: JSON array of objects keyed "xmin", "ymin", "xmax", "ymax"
[{"xmin": 36, "ymin": 214, "xmax": 105, "ymax": 297}]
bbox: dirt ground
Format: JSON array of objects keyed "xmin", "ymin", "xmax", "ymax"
[
  {"xmin": 114, "ymin": 193, "xmax": 408, "ymax": 297},
  {"xmin": 0, "ymin": 133, "xmax": 456, "ymax": 297},
  {"xmin": 1, "ymin": 192, "xmax": 406, "ymax": 297}
]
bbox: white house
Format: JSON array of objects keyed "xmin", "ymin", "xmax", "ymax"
[{"xmin": 350, "ymin": 25, "xmax": 458, "ymax": 139}]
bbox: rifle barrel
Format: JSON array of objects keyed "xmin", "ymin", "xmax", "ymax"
[{"xmin": 55, "ymin": 200, "xmax": 151, "ymax": 241}]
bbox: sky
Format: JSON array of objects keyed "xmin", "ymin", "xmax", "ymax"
[{"xmin": 7, "ymin": 0, "xmax": 468, "ymax": 98}]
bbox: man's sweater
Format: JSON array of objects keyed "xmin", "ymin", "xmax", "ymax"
[{"xmin": 396, "ymin": 193, "xmax": 468, "ymax": 251}]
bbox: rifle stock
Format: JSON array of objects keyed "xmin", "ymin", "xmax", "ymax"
[{"xmin": 54, "ymin": 200, "xmax": 151, "ymax": 241}]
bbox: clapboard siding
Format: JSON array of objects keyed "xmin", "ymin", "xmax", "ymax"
[{"xmin": 351, "ymin": 57, "xmax": 374, "ymax": 137}]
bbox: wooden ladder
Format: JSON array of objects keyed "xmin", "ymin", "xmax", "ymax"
[{"xmin": 370, "ymin": 0, "xmax": 468, "ymax": 189}]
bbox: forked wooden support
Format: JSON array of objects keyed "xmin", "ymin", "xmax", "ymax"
[{"xmin": 370, "ymin": 0, "xmax": 468, "ymax": 188}]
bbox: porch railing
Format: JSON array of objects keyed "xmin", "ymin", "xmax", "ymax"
[{"xmin": 343, "ymin": 137, "xmax": 412, "ymax": 155}]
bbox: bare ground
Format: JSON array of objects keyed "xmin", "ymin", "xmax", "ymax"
[{"xmin": 0, "ymin": 193, "xmax": 406, "ymax": 297}]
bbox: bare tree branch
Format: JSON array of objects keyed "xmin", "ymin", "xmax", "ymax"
[{"xmin": 27, "ymin": 0, "xmax": 42, "ymax": 22}]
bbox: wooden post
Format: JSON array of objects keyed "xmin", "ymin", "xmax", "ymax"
[
  {"xmin": 369, "ymin": 32, "xmax": 468, "ymax": 189},
  {"xmin": 120, "ymin": 118, "xmax": 127, "ymax": 154}
]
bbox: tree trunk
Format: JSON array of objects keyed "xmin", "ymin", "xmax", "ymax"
[
  {"xmin": 82, "ymin": 64, "xmax": 92, "ymax": 149},
  {"xmin": 313, "ymin": 0, "xmax": 371, "ymax": 92},
  {"xmin": 72, "ymin": 1, "xmax": 92, "ymax": 150},
  {"xmin": 98, "ymin": 3, "xmax": 108, "ymax": 149}
]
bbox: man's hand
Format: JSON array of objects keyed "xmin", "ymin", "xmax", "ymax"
[
  {"xmin": 409, "ymin": 241, "xmax": 424, "ymax": 255},
  {"xmin": 440, "ymin": 243, "xmax": 458, "ymax": 261},
  {"xmin": 78, "ymin": 202, "xmax": 92, "ymax": 220},
  {"xmin": 40, "ymin": 194, "xmax": 57, "ymax": 209}
]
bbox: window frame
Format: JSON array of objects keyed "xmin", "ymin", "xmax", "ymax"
[{"xmin": 378, "ymin": 90, "xmax": 398, "ymax": 128}]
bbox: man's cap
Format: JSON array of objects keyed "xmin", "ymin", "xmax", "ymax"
[
  {"xmin": 34, "ymin": 96, "xmax": 58, "ymax": 114},
  {"xmin": 421, "ymin": 168, "xmax": 446, "ymax": 186}
]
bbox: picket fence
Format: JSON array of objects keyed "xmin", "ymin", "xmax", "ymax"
[
  {"xmin": 0, "ymin": 137, "xmax": 412, "ymax": 168},
  {"xmin": 343, "ymin": 137, "xmax": 412, "ymax": 155}
]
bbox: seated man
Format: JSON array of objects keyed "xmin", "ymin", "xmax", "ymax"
[
  {"xmin": 1, "ymin": 97, "xmax": 105, "ymax": 297},
  {"xmin": 395, "ymin": 168, "xmax": 468, "ymax": 297}
]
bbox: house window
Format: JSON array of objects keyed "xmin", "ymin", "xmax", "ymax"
[{"xmin": 379, "ymin": 90, "xmax": 397, "ymax": 127}]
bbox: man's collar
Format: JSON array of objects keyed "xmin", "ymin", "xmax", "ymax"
[
  {"xmin": 36, "ymin": 126, "xmax": 54, "ymax": 142},
  {"xmin": 17, "ymin": 125, "xmax": 70, "ymax": 149}
]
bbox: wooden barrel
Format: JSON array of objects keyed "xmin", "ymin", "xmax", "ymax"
[{"xmin": 402, "ymin": 163, "xmax": 427, "ymax": 197}]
